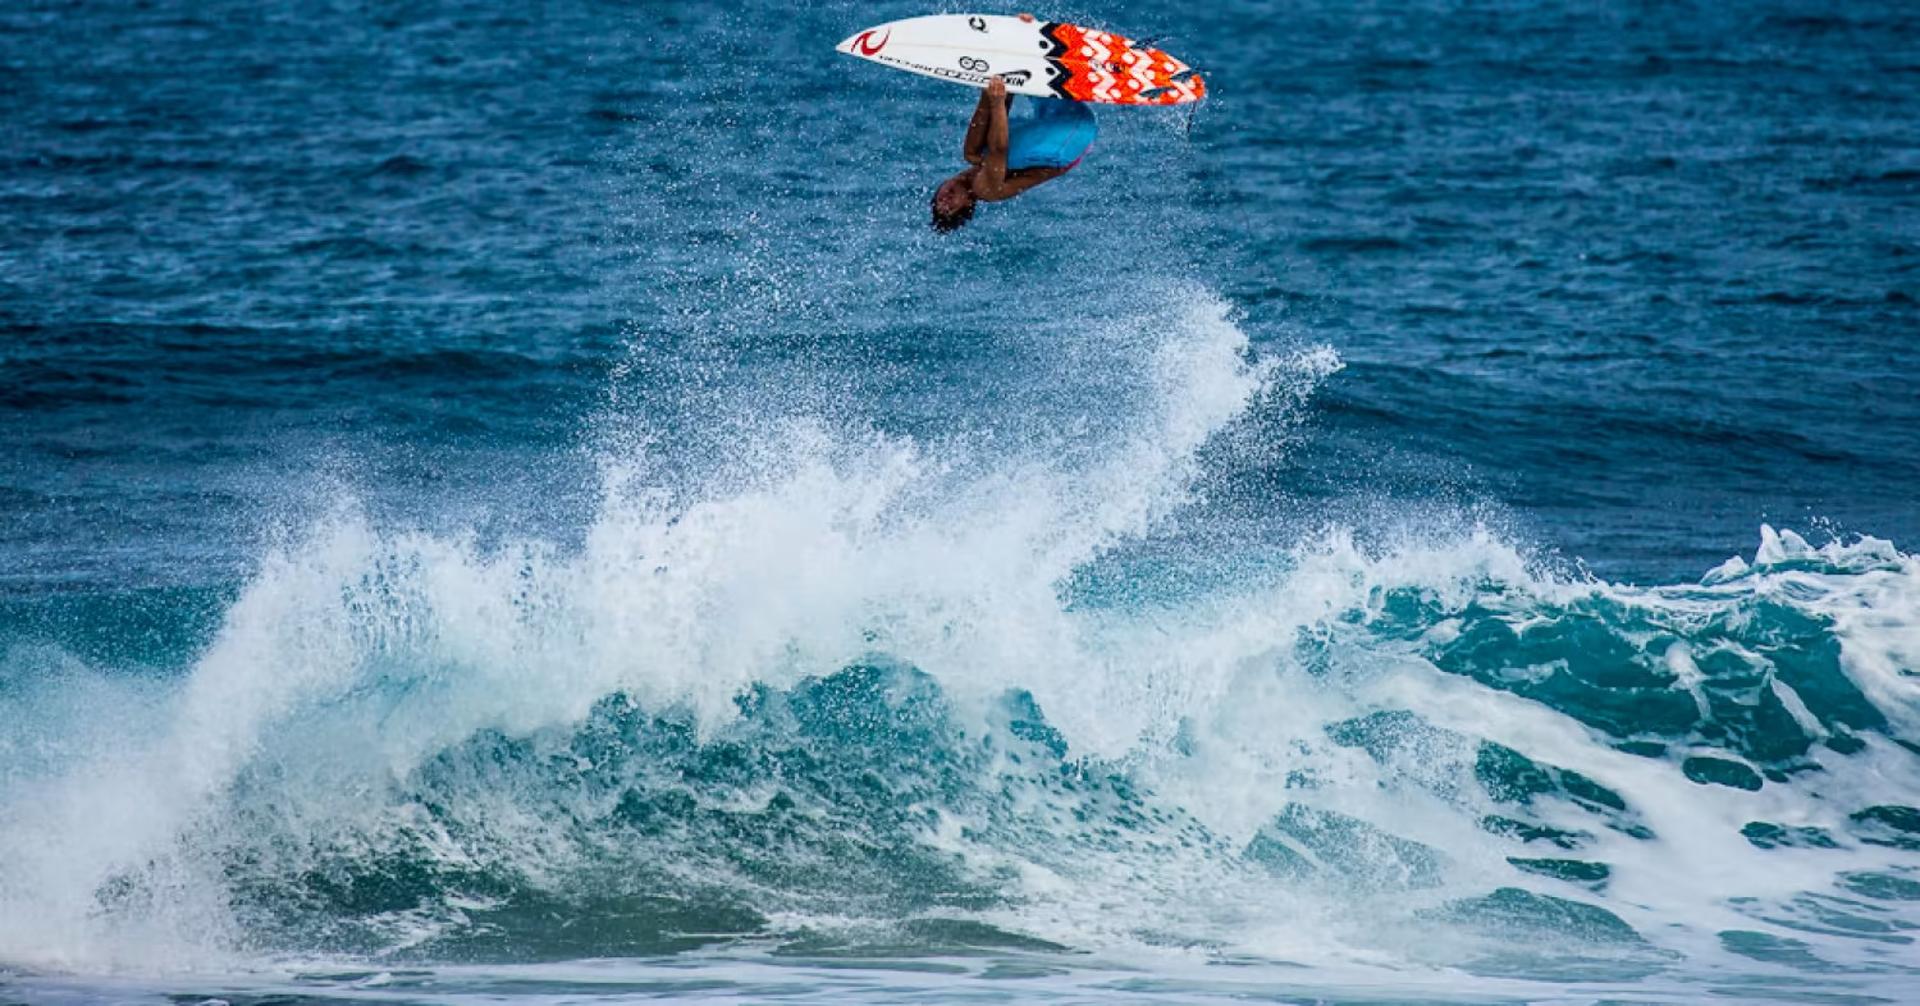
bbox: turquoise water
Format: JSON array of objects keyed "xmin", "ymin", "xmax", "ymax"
[{"xmin": 3, "ymin": 0, "xmax": 1919, "ymax": 1002}]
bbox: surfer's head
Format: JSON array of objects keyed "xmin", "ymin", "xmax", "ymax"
[{"xmin": 931, "ymin": 175, "xmax": 977, "ymax": 233}]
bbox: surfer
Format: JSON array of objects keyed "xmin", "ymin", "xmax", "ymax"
[{"xmin": 931, "ymin": 19, "xmax": 1097, "ymax": 232}]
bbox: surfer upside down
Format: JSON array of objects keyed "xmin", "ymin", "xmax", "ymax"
[{"xmin": 932, "ymin": 16, "xmax": 1097, "ymax": 233}]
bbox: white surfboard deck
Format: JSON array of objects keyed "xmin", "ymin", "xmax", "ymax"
[{"xmin": 835, "ymin": 14, "xmax": 1205, "ymax": 106}]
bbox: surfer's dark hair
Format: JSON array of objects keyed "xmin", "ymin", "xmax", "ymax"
[{"xmin": 931, "ymin": 195, "xmax": 975, "ymax": 233}]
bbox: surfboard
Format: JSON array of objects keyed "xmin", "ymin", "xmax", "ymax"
[{"xmin": 835, "ymin": 14, "xmax": 1206, "ymax": 106}]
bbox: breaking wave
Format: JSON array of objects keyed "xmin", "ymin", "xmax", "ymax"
[{"xmin": 1, "ymin": 286, "xmax": 1916, "ymax": 996}]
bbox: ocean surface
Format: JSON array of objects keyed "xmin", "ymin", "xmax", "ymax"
[{"xmin": 3, "ymin": 0, "xmax": 1919, "ymax": 1002}]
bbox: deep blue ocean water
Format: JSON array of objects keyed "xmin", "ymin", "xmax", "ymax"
[{"xmin": 3, "ymin": 1, "xmax": 1919, "ymax": 1002}]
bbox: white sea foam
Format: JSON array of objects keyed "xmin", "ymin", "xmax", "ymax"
[
  {"xmin": 1, "ymin": 281, "xmax": 1916, "ymax": 994},
  {"xmin": 0, "ymin": 284, "xmax": 1315, "ymax": 968}
]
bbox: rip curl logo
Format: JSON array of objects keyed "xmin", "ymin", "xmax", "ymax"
[
  {"xmin": 968, "ymin": 16, "xmax": 987, "ymax": 32},
  {"xmin": 852, "ymin": 29, "xmax": 889, "ymax": 56}
]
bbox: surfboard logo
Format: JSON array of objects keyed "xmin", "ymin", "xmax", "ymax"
[
  {"xmin": 853, "ymin": 29, "xmax": 890, "ymax": 56},
  {"xmin": 999, "ymin": 70, "xmax": 1032, "ymax": 86},
  {"xmin": 967, "ymin": 16, "xmax": 987, "ymax": 32}
]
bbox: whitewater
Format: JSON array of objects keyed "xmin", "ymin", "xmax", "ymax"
[{"xmin": 4, "ymin": 281, "xmax": 1918, "ymax": 1003}]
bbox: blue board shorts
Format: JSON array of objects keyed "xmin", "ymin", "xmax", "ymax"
[{"xmin": 1006, "ymin": 97, "xmax": 1097, "ymax": 171}]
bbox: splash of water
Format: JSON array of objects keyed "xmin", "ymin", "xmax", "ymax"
[{"xmin": 1, "ymin": 285, "xmax": 1916, "ymax": 997}]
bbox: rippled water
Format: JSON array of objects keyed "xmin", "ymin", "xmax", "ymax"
[{"xmin": 3, "ymin": 0, "xmax": 1918, "ymax": 1003}]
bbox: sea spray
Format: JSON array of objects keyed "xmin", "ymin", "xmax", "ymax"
[
  {"xmin": 0, "ymin": 284, "xmax": 1318, "ymax": 968},
  {"xmin": 1, "ymin": 287, "xmax": 1916, "ymax": 985}
]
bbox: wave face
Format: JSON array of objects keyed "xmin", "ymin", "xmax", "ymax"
[{"xmin": 3, "ymin": 284, "xmax": 1917, "ymax": 1001}]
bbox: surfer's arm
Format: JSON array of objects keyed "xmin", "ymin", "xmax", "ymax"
[
  {"xmin": 963, "ymin": 86, "xmax": 997, "ymax": 165},
  {"xmin": 968, "ymin": 17, "xmax": 1038, "ymax": 167},
  {"xmin": 975, "ymin": 78, "xmax": 1012, "ymax": 195}
]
